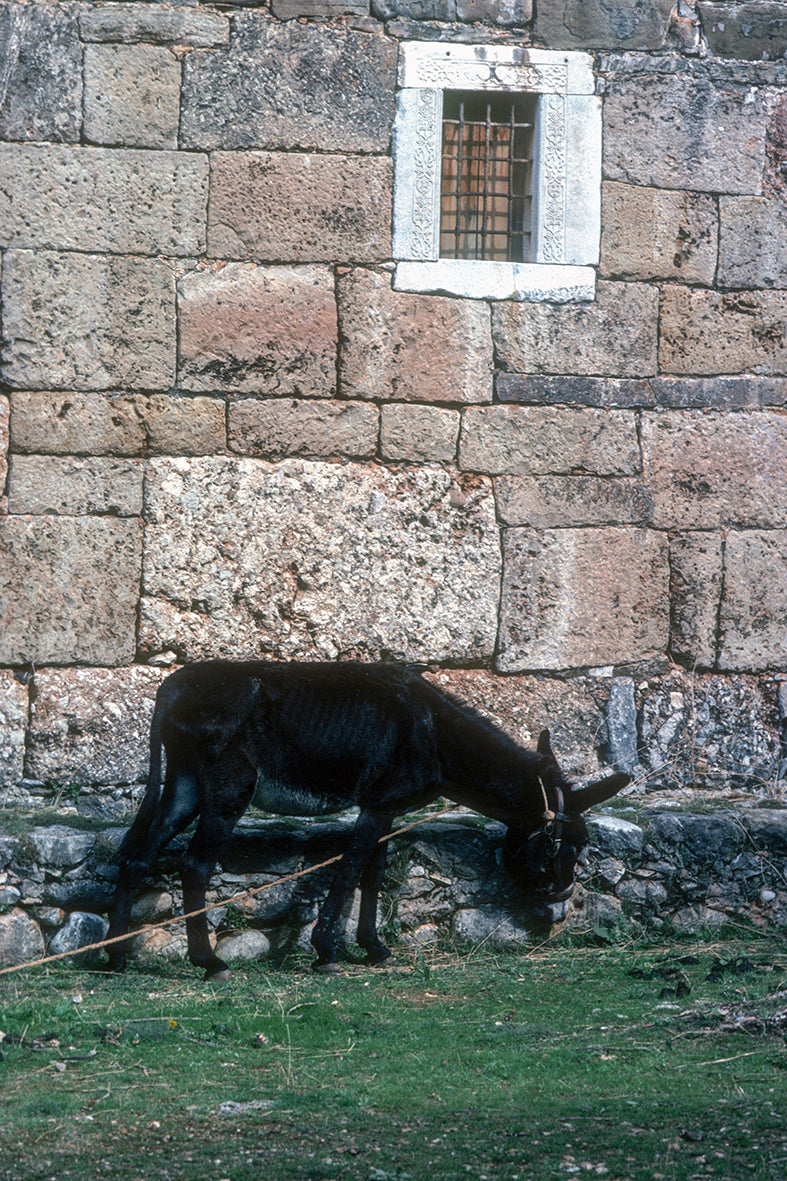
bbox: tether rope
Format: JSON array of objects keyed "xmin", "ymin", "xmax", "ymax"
[{"xmin": 0, "ymin": 806, "xmax": 458, "ymax": 977}]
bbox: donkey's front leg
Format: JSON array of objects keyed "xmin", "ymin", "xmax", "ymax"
[{"xmin": 311, "ymin": 810, "xmax": 392, "ymax": 972}]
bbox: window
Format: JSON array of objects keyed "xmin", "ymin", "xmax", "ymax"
[{"xmin": 392, "ymin": 43, "xmax": 601, "ymax": 302}]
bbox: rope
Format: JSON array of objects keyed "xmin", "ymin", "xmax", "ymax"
[{"xmin": 0, "ymin": 806, "xmax": 458, "ymax": 978}]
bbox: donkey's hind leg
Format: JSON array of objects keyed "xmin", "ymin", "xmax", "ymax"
[{"xmin": 357, "ymin": 838, "xmax": 391, "ymax": 966}]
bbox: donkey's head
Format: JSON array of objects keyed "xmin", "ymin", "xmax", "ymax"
[{"xmin": 504, "ymin": 730, "xmax": 629, "ymax": 924}]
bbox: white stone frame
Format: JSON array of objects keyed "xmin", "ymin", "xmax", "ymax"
[{"xmin": 392, "ymin": 42, "xmax": 601, "ymax": 302}]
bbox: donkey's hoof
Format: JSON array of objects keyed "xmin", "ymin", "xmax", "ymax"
[
  {"xmin": 365, "ymin": 946, "xmax": 391, "ymax": 967},
  {"xmin": 205, "ymin": 966, "xmax": 232, "ymax": 984},
  {"xmin": 106, "ymin": 954, "xmax": 127, "ymax": 974},
  {"xmin": 311, "ymin": 960, "xmax": 342, "ymax": 975}
]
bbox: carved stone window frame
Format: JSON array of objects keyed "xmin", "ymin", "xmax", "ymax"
[{"xmin": 392, "ymin": 42, "xmax": 601, "ymax": 302}]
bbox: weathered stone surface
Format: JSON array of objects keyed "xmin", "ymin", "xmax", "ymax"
[
  {"xmin": 380, "ymin": 405, "xmax": 460, "ymax": 463},
  {"xmin": 0, "ymin": 395, "xmax": 8, "ymax": 511},
  {"xmin": 0, "ymin": 517, "xmax": 142, "ymax": 666},
  {"xmin": 215, "ymin": 928, "xmax": 272, "ymax": 963},
  {"xmin": 9, "ymin": 392, "xmax": 225, "ymax": 458},
  {"xmin": 8, "ymin": 457, "xmax": 143, "ymax": 517},
  {"xmin": 27, "ymin": 667, "xmax": 165, "ymax": 787},
  {"xmin": 229, "ymin": 399, "xmax": 379, "ymax": 459},
  {"xmin": 720, "ymin": 531, "xmax": 787, "ymax": 672},
  {"xmin": 181, "ymin": 17, "xmax": 396, "ymax": 152},
  {"xmin": 0, "ymin": 671, "xmax": 27, "ymax": 788},
  {"xmin": 649, "ymin": 813, "xmax": 745, "ymax": 868},
  {"xmin": 643, "ymin": 411, "xmax": 787, "ymax": 528},
  {"xmin": 603, "ymin": 69, "xmax": 767, "ymax": 194},
  {"xmin": 178, "ymin": 264, "xmax": 336, "ymax": 396},
  {"xmin": 49, "ymin": 912, "xmax": 109, "ymax": 967},
  {"xmin": 604, "ymin": 678, "xmax": 640, "ymax": 774},
  {"xmin": 0, "ymin": 4, "xmax": 81, "ymax": 142},
  {"xmin": 372, "ymin": 0, "xmax": 456, "ymax": 16},
  {"xmin": 338, "ymin": 269, "xmax": 493, "ymax": 404},
  {"xmin": 0, "ymin": 909, "xmax": 45, "ymax": 969},
  {"xmin": 719, "ymin": 197, "xmax": 787, "ymax": 289},
  {"xmin": 79, "ymin": 4, "xmax": 229, "ymax": 46},
  {"xmin": 1, "ymin": 251, "xmax": 176, "ymax": 392},
  {"xmin": 0, "ymin": 145, "xmax": 207, "ymax": 255},
  {"xmin": 586, "ymin": 815, "xmax": 644, "ymax": 858},
  {"xmin": 659, "ymin": 287, "xmax": 787, "ymax": 376},
  {"xmin": 536, "ymin": 0, "xmax": 674, "ymax": 47},
  {"xmin": 459, "ymin": 407, "xmax": 639, "ymax": 476},
  {"xmin": 209, "ymin": 152, "xmax": 392, "ymax": 264},
  {"xmin": 140, "ymin": 458, "xmax": 500, "ymax": 664},
  {"xmin": 455, "ymin": 0, "xmax": 532, "ymax": 22},
  {"xmin": 498, "ymin": 527, "xmax": 669, "ymax": 672},
  {"xmin": 272, "ymin": 0, "xmax": 369, "ymax": 17},
  {"xmin": 495, "ymin": 475, "xmax": 651, "ymax": 528},
  {"xmin": 492, "ymin": 282, "xmax": 658, "ymax": 376},
  {"xmin": 669, "ymin": 533, "xmax": 723, "ymax": 669},
  {"xmin": 601, "ymin": 182, "xmax": 717, "ymax": 283},
  {"xmin": 699, "ymin": 2, "xmax": 787, "ymax": 59},
  {"xmin": 649, "ymin": 376, "xmax": 787, "ymax": 409},
  {"xmin": 84, "ymin": 44, "xmax": 181, "ymax": 149},
  {"xmin": 497, "ymin": 375, "xmax": 654, "ymax": 407}
]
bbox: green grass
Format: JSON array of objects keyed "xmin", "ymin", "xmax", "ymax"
[{"xmin": 1, "ymin": 936, "xmax": 786, "ymax": 1180}]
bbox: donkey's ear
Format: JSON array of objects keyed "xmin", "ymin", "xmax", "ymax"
[
  {"xmin": 567, "ymin": 772, "xmax": 630, "ymax": 814},
  {"xmin": 537, "ymin": 729, "xmax": 556, "ymax": 761}
]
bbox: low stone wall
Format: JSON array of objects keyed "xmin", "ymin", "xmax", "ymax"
[{"xmin": 2, "ymin": 805, "xmax": 785, "ymax": 971}]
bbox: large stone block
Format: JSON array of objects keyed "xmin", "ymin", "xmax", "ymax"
[
  {"xmin": 0, "ymin": 671, "xmax": 27, "ymax": 788},
  {"xmin": 209, "ymin": 153, "xmax": 392, "ymax": 264},
  {"xmin": 7, "ymin": 457, "xmax": 143, "ymax": 517},
  {"xmin": 603, "ymin": 69, "xmax": 767, "ymax": 194},
  {"xmin": 719, "ymin": 197, "xmax": 787, "ymax": 288},
  {"xmin": 699, "ymin": 2, "xmax": 787, "ymax": 60},
  {"xmin": 497, "ymin": 527, "xmax": 669, "ymax": 672},
  {"xmin": 536, "ymin": 0, "xmax": 674, "ymax": 47},
  {"xmin": 643, "ymin": 411, "xmax": 787, "ymax": 528},
  {"xmin": 180, "ymin": 16, "xmax": 396, "ymax": 152},
  {"xmin": 178, "ymin": 264, "xmax": 337, "ymax": 396},
  {"xmin": 338, "ymin": 269, "xmax": 493, "ymax": 403},
  {"xmin": 720, "ymin": 531, "xmax": 787, "ymax": 671},
  {"xmin": 0, "ymin": 517, "xmax": 142, "ymax": 666},
  {"xmin": 228, "ymin": 399, "xmax": 379, "ymax": 459},
  {"xmin": 0, "ymin": 4, "xmax": 81, "ymax": 142},
  {"xmin": 459, "ymin": 406, "xmax": 639, "ymax": 476},
  {"xmin": 492, "ymin": 282, "xmax": 658, "ymax": 377},
  {"xmin": 26, "ymin": 667, "xmax": 166, "ymax": 788},
  {"xmin": 79, "ymin": 4, "xmax": 229, "ymax": 46},
  {"xmin": 1, "ymin": 251, "xmax": 176, "ymax": 392},
  {"xmin": 84, "ymin": 45, "xmax": 181, "ymax": 149},
  {"xmin": 601, "ymin": 182, "xmax": 717, "ymax": 284},
  {"xmin": 669, "ymin": 533, "xmax": 723, "ymax": 669},
  {"xmin": 659, "ymin": 287, "xmax": 787, "ymax": 376},
  {"xmin": 9, "ymin": 392, "xmax": 225, "ymax": 458},
  {"xmin": 140, "ymin": 458, "xmax": 500, "ymax": 664},
  {"xmin": 0, "ymin": 145, "xmax": 207, "ymax": 255},
  {"xmin": 495, "ymin": 475, "xmax": 651, "ymax": 527}
]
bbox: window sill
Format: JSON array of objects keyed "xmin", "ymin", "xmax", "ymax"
[{"xmin": 393, "ymin": 260, "xmax": 596, "ymax": 302}]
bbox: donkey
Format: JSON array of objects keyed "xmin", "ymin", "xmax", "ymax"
[{"xmin": 106, "ymin": 661, "xmax": 629, "ymax": 978}]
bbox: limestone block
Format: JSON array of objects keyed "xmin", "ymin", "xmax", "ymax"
[
  {"xmin": 228, "ymin": 399, "xmax": 379, "ymax": 459},
  {"xmin": 0, "ymin": 4, "xmax": 81, "ymax": 142},
  {"xmin": 338, "ymin": 268, "xmax": 492, "ymax": 404},
  {"xmin": 0, "ymin": 909, "xmax": 45, "ymax": 969},
  {"xmin": 719, "ymin": 197, "xmax": 787, "ymax": 288},
  {"xmin": 601, "ymin": 182, "xmax": 717, "ymax": 284},
  {"xmin": 373, "ymin": 0, "xmax": 455, "ymax": 16},
  {"xmin": 720, "ymin": 531, "xmax": 787, "ymax": 671},
  {"xmin": 9, "ymin": 392, "xmax": 225, "ymax": 458},
  {"xmin": 494, "ymin": 475, "xmax": 651, "ymax": 528},
  {"xmin": 272, "ymin": 0, "xmax": 369, "ymax": 16},
  {"xmin": 492, "ymin": 282, "xmax": 658, "ymax": 376},
  {"xmin": 209, "ymin": 152, "xmax": 392, "ymax": 264},
  {"xmin": 536, "ymin": 0, "xmax": 674, "ymax": 47},
  {"xmin": 648, "ymin": 376, "xmax": 787, "ymax": 409},
  {"xmin": 669, "ymin": 533, "xmax": 723, "ymax": 669},
  {"xmin": 28, "ymin": 827, "xmax": 95, "ymax": 869},
  {"xmin": 0, "ymin": 517, "xmax": 142, "ymax": 666},
  {"xmin": 0, "ymin": 395, "xmax": 7, "ymax": 511},
  {"xmin": 49, "ymin": 912, "xmax": 109, "ymax": 967},
  {"xmin": 0, "ymin": 145, "xmax": 207, "ymax": 255},
  {"xmin": 643, "ymin": 411, "xmax": 787, "ymax": 528},
  {"xmin": 498, "ymin": 527, "xmax": 669, "ymax": 672},
  {"xmin": 659, "ymin": 287, "xmax": 787, "ymax": 376},
  {"xmin": 699, "ymin": 2, "xmax": 787, "ymax": 59},
  {"xmin": 8, "ymin": 457, "xmax": 143, "ymax": 517},
  {"xmin": 84, "ymin": 45, "xmax": 181, "ymax": 149},
  {"xmin": 459, "ymin": 406, "xmax": 639, "ymax": 476},
  {"xmin": 455, "ymin": 0, "xmax": 532, "ymax": 22},
  {"xmin": 0, "ymin": 671, "xmax": 27, "ymax": 788},
  {"xmin": 181, "ymin": 17, "xmax": 396, "ymax": 152},
  {"xmin": 380, "ymin": 405, "xmax": 460, "ymax": 463},
  {"xmin": 140, "ymin": 458, "xmax": 500, "ymax": 664},
  {"xmin": 603, "ymin": 70, "xmax": 766, "ymax": 194},
  {"xmin": 178, "ymin": 264, "xmax": 337, "ymax": 396},
  {"xmin": 27, "ymin": 667, "xmax": 166, "ymax": 788},
  {"xmin": 79, "ymin": 4, "xmax": 230, "ymax": 46},
  {"xmin": 2, "ymin": 251, "xmax": 176, "ymax": 392}
]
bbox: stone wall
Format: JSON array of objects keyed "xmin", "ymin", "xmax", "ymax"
[{"xmin": 1, "ymin": 0, "xmax": 787, "ymax": 813}]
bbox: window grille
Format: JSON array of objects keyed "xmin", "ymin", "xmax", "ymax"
[{"xmin": 440, "ymin": 91, "xmax": 537, "ymax": 264}]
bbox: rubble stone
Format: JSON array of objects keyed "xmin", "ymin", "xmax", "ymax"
[{"xmin": 0, "ymin": 909, "xmax": 45, "ymax": 969}]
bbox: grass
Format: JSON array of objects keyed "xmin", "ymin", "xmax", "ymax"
[{"xmin": 1, "ymin": 934, "xmax": 786, "ymax": 1181}]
